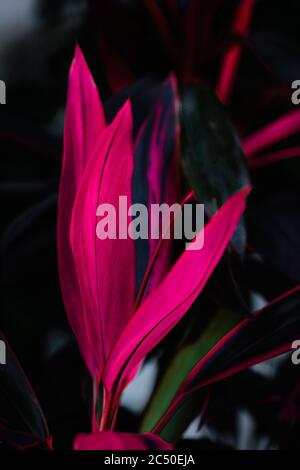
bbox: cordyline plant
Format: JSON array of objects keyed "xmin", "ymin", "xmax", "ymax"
[
  {"xmin": 56, "ymin": 42, "xmax": 299, "ymax": 448},
  {"xmin": 1, "ymin": 0, "xmax": 300, "ymax": 451},
  {"xmin": 57, "ymin": 47, "xmax": 249, "ymax": 449}
]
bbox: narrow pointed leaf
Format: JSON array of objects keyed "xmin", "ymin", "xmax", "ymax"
[
  {"xmin": 155, "ymin": 285, "xmax": 300, "ymax": 435},
  {"xmin": 70, "ymin": 102, "xmax": 135, "ymax": 376},
  {"xmin": 57, "ymin": 46, "xmax": 105, "ymax": 375},
  {"xmin": 185, "ymin": 285, "xmax": 300, "ymax": 389},
  {"xmin": 141, "ymin": 308, "xmax": 239, "ymax": 432},
  {"xmin": 103, "ymin": 187, "xmax": 250, "ymax": 394},
  {"xmin": 243, "ymin": 110, "xmax": 300, "ymax": 158}
]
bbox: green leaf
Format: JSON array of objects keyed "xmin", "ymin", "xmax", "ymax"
[
  {"xmin": 158, "ymin": 388, "xmax": 207, "ymax": 443},
  {"xmin": 180, "ymin": 85, "xmax": 249, "ymax": 254},
  {"xmin": 140, "ymin": 308, "xmax": 239, "ymax": 437}
]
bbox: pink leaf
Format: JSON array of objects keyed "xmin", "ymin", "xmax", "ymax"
[
  {"xmin": 103, "ymin": 186, "xmax": 250, "ymax": 394},
  {"xmin": 57, "ymin": 46, "xmax": 105, "ymax": 375},
  {"xmin": 73, "ymin": 431, "xmax": 173, "ymax": 450},
  {"xmin": 134, "ymin": 191, "xmax": 195, "ymax": 313},
  {"xmin": 69, "ymin": 101, "xmax": 136, "ymax": 377},
  {"xmin": 243, "ymin": 109, "xmax": 300, "ymax": 158}
]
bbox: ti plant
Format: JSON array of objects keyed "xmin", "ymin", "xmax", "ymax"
[{"xmin": 1, "ymin": 0, "xmax": 300, "ymax": 450}]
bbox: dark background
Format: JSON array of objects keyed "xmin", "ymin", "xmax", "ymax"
[{"xmin": 1, "ymin": 0, "xmax": 300, "ymax": 450}]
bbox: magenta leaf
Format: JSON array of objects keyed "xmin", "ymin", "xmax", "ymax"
[
  {"xmin": 134, "ymin": 191, "xmax": 195, "ymax": 313},
  {"xmin": 243, "ymin": 109, "xmax": 300, "ymax": 158},
  {"xmin": 73, "ymin": 431, "xmax": 172, "ymax": 450},
  {"xmin": 57, "ymin": 46, "xmax": 105, "ymax": 375},
  {"xmin": 69, "ymin": 101, "xmax": 136, "ymax": 379},
  {"xmin": 103, "ymin": 187, "xmax": 250, "ymax": 395}
]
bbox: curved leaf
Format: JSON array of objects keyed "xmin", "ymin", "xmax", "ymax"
[
  {"xmin": 57, "ymin": 46, "xmax": 106, "ymax": 376},
  {"xmin": 154, "ymin": 285, "xmax": 300, "ymax": 435},
  {"xmin": 141, "ymin": 308, "xmax": 239, "ymax": 432},
  {"xmin": 103, "ymin": 187, "xmax": 250, "ymax": 395},
  {"xmin": 69, "ymin": 102, "xmax": 135, "ymax": 378}
]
